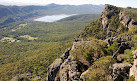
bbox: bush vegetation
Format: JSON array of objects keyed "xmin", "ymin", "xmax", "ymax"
[{"xmin": 83, "ymin": 56, "xmax": 115, "ymax": 81}]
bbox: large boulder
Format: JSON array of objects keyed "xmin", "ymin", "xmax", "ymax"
[
  {"xmin": 132, "ymin": 49, "xmax": 137, "ymax": 59},
  {"xmin": 110, "ymin": 63, "xmax": 132, "ymax": 81},
  {"xmin": 33, "ymin": 76, "xmax": 41, "ymax": 81},
  {"xmin": 129, "ymin": 49, "xmax": 137, "ymax": 81},
  {"xmin": 117, "ymin": 54, "xmax": 125, "ymax": 63},
  {"xmin": 59, "ymin": 56, "xmax": 81, "ymax": 81},
  {"xmin": 130, "ymin": 59, "xmax": 137, "ymax": 81},
  {"xmin": 11, "ymin": 73, "xmax": 32, "ymax": 81},
  {"xmin": 119, "ymin": 10, "xmax": 137, "ymax": 29},
  {"xmin": 47, "ymin": 58, "xmax": 62, "ymax": 81}
]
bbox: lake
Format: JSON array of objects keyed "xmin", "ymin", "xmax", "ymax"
[{"xmin": 34, "ymin": 14, "xmax": 75, "ymax": 22}]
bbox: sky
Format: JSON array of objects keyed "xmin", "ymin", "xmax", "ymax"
[{"xmin": 0, "ymin": 0, "xmax": 137, "ymax": 8}]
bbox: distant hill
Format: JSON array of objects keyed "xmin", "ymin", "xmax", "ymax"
[{"xmin": 0, "ymin": 4, "xmax": 104, "ymax": 25}]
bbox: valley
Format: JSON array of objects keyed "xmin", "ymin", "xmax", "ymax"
[
  {"xmin": 0, "ymin": 4, "xmax": 102, "ymax": 81},
  {"xmin": 1, "ymin": 2, "xmax": 137, "ymax": 81}
]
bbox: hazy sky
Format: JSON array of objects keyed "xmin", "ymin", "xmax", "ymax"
[{"xmin": 0, "ymin": 0, "xmax": 137, "ymax": 8}]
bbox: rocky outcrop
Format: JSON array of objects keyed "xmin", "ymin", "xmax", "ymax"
[
  {"xmin": 46, "ymin": 4, "xmax": 137, "ymax": 81},
  {"xmin": 101, "ymin": 4, "xmax": 120, "ymax": 35},
  {"xmin": 80, "ymin": 69, "xmax": 89, "ymax": 81},
  {"xmin": 11, "ymin": 73, "xmax": 32, "ymax": 81},
  {"xmin": 46, "ymin": 48, "xmax": 71, "ymax": 81},
  {"xmin": 119, "ymin": 11, "xmax": 137, "ymax": 29},
  {"xmin": 117, "ymin": 54, "xmax": 125, "ymax": 63},
  {"xmin": 130, "ymin": 49, "xmax": 137, "ymax": 81},
  {"xmin": 59, "ymin": 56, "xmax": 81, "ymax": 81},
  {"xmin": 105, "ymin": 35, "xmax": 131, "ymax": 46},
  {"xmin": 46, "ymin": 41, "xmax": 89, "ymax": 81},
  {"xmin": 101, "ymin": 4, "xmax": 136, "ymax": 33},
  {"xmin": 33, "ymin": 76, "xmax": 41, "ymax": 81},
  {"xmin": 110, "ymin": 63, "xmax": 132, "ymax": 81}
]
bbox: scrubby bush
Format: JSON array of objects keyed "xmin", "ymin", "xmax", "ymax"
[
  {"xmin": 83, "ymin": 56, "xmax": 115, "ymax": 81},
  {"xmin": 127, "ymin": 75, "xmax": 135, "ymax": 81},
  {"xmin": 124, "ymin": 47, "xmax": 137, "ymax": 63}
]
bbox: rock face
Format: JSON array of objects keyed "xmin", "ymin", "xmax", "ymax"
[
  {"xmin": 119, "ymin": 11, "xmax": 137, "ymax": 29},
  {"xmin": 46, "ymin": 48, "xmax": 71, "ymax": 81},
  {"xmin": 101, "ymin": 4, "xmax": 120, "ymax": 35},
  {"xmin": 11, "ymin": 73, "xmax": 32, "ymax": 81},
  {"xmin": 132, "ymin": 49, "xmax": 137, "ymax": 59},
  {"xmin": 110, "ymin": 63, "xmax": 132, "ymax": 81},
  {"xmin": 59, "ymin": 56, "xmax": 81, "ymax": 81},
  {"xmin": 101, "ymin": 4, "xmax": 136, "ymax": 33},
  {"xmin": 117, "ymin": 54, "xmax": 125, "ymax": 63},
  {"xmin": 130, "ymin": 49, "xmax": 137, "ymax": 81},
  {"xmin": 46, "ymin": 41, "xmax": 89, "ymax": 81},
  {"xmin": 46, "ymin": 4, "xmax": 137, "ymax": 81}
]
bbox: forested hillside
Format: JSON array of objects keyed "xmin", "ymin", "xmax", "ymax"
[
  {"xmin": 0, "ymin": 11, "xmax": 100, "ymax": 80},
  {"xmin": 2, "ymin": 3, "xmax": 137, "ymax": 81}
]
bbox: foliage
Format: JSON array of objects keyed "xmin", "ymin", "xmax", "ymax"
[
  {"xmin": 106, "ymin": 42, "xmax": 119, "ymax": 55},
  {"xmin": 127, "ymin": 76, "xmax": 135, "ymax": 81},
  {"xmin": 79, "ymin": 19, "xmax": 104, "ymax": 39},
  {"xmin": 124, "ymin": 47, "xmax": 137, "ymax": 63},
  {"xmin": 83, "ymin": 56, "xmax": 115, "ymax": 81},
  {"xmin": 82, "ymin": 39, "xmax": 108, "ymax": 64},
  {"xmin": 0, "ymin": 13, "xmax": 100, "ymax": 81},
  {"xmin": 78, "ymin": 6, "xmax": 129, "ymax": 40},
  {"xmin": 0, "ymin": 41, "xmax": 72, "ymax": 81},
  {"xmin": 0, "ymin": 14, "xmax": 100, "ymax": 42},
  {"xmin": 123, "ymin": 8, "xmax": 137, "ymax": 21}
]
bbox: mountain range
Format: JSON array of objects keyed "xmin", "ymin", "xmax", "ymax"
[{"xmin": 0, "ymin": 4, "xmax": 104, "ymax": 25}]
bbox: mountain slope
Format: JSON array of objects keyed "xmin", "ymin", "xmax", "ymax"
[
  {"xmin": 0, "ymin": 12, "xmax": 100, "ymax": 81},
  {"xmin": 46, "ymin": 4, "xmax": 137, "ymax": 81}
]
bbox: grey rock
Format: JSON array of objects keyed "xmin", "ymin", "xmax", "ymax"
[
  {"xmin": 46, "ymin": 48, "xmax": 71, "ymax": 81},
  {"xmin": 11, "ymin": 73, "xmax": 32, "ymax": 81},
  {"xmin": 117, "ymin": 54, "xmax": 125, "ymax": 62},
  {"xmin": 119, "ymin": 10, "xmax": 137, "ymax": 29},
  {"xmin": 130, "ymin": 59, "xmax": 137, "ymax": 81},
  {"xmin": 33, "ymin": 76, "xmax": 41, "ymax": 81},
  {"xmin": 110, "ymin": 63, "xmax": 132, "ymax": 81},
  {"xmin": 119, "ymin": 11, "xmax": 131, "ymax": 27},
  {"xmin": 47, "ymin": 58, "xmax": 62, "ymax": 81},
  {"xmin": 132, "ymin": 49, "xmax": 137, "ymax": 59}
]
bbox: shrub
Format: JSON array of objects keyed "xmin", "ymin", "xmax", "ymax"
[
  {"xmin": 124, "ymin": 47, "xmax": 137, "ymax": 63},
  {"xmin": 83, "ymin": 56, "xmax": 115, "ymax": 81},
  {"xmin": 127, "ymin": 75, "xmax": 135, "ymax": 81}
]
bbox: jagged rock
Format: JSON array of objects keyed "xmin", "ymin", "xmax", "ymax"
[
  {"xmin": 60, "ymin": 47, "xmax": 71, "ymax": 61},
  {"xmin": 128, "ymin": 19, "xmax": 137, "ymax": 29},
  {"xmin": 46, "ymin": 48, "xmax": 71, "ymax": 81},
  {"xmin": 33, "ymin": 76, "xmax": 41, "ymax": 81},
  {"xmin": 59, "ymin": 56, "xmax": 71, "ymax": 81},
  {"xmin": 101, "ymin": 4, "xmax": 109, "ymax": 29},
  {"xmin": 119, "ymin": 10, "xmax": 137, "ymax": 29},
  {"xmin": 47, "ymin": 58, "xmax": 62, "ymax": 81},
  {"xmin": 119, "ymin": 11, "xmax": 131, "ymax": 27},
  {"xmin": 110, "ymin": 63, "xmax": 132, "ymax": 81},
  {"xmin": 59, "ymin": 56, "xmax": 81, "ymax": 81},
  {"xmin": 130, "ymin": 59, "xmax": 137, "ymax": 81},
  {"xmin": 71, "ymin": 41, "xmax": 90, "ymax": 50},
  {"xmin": 105, "ymin": 37, "xmax": 116, "ymax": 46},
  {"xmin": 80, "ymin": 70, "xmax": 89, "ymax": 81},
  {"xmin": 117, "ymin": 54, "xmax": 125, "ymax": 63},
  {"xmin": 55, "ymin": 76, "xmax": 60, "ymax": 81},
  {"xmin": 129, "ymin": 49, "xmax": 137, "ymax": 81},
  {"xmin": 11, "ymin": 73, "xmax": 32, "ymax": 81},
  {"xmin": 132, "ymin": 49, "xmax": 137, "ymax": 59}
]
